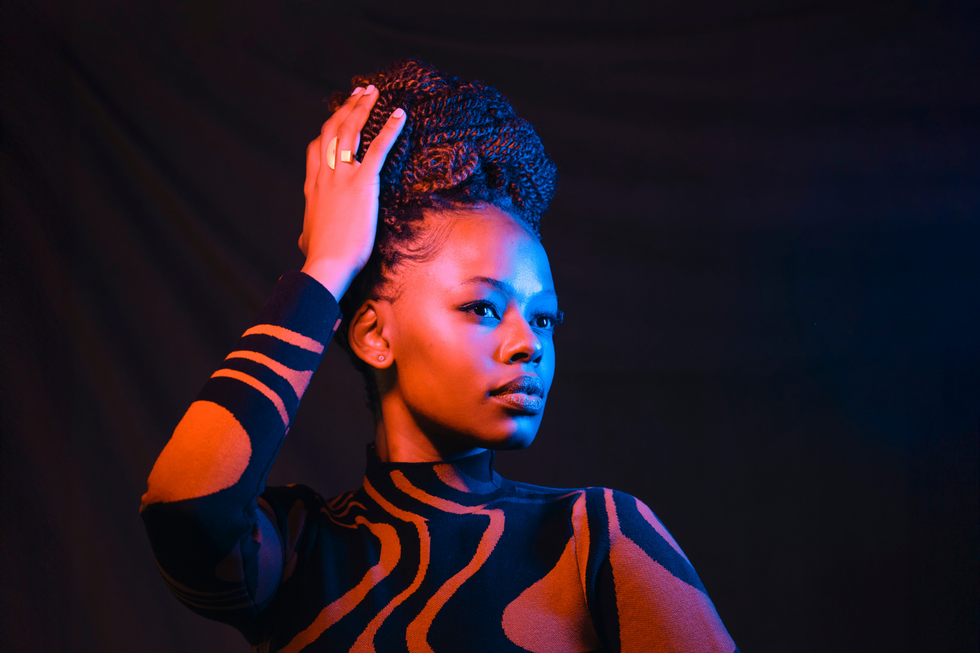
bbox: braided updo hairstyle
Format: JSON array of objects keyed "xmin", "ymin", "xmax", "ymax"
[{"xmin": 330, "ymin": 59, "xmax": 558, "ymax": 413}]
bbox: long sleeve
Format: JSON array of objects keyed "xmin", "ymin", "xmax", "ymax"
[
  {"xmin": 589, "ymin": 489, "xmax": 737, "ymax": 653},
  {"xmin": 139, "ymin": 271, "xmax": 340, "ymax": 640}
]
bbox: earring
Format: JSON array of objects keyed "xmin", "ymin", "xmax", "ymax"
[{"xmin": 378, "ymin": 355, "xmax": 385, "ymax": 362}]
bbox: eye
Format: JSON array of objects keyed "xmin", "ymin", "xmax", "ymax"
[
  {"xmin": 463, "ymin": 301, "xmax": 501, "ymax": 320},
  {"xmin": 531, "ymin": 309, "xmax": 564, "ymax": 330}
]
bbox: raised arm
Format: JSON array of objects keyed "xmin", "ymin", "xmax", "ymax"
[{"xmin": 139, "ymin": 85, "xmax": 405, "ymax": 638}]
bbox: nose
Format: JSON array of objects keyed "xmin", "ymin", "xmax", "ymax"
[{"xmin": 498, "ymin": 314, "xmax": 544, "ymax": 365}]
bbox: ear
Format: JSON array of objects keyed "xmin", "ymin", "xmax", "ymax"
[{"xmin": 348, "ymin": 299, "xmax": 394, "ymax": 369}]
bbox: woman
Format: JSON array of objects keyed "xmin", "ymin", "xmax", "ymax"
[{"xmin": 141, "ymin": 59, "xmax": 738, "ymax": 653}]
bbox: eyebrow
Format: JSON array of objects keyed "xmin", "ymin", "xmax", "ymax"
[{"xmin": 460, "ymin": 276, "xmax": 558, "ymax": 298}]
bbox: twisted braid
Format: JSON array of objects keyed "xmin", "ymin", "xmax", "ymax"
[{"xmin": 328, "ymin": 59, "xmax": 558, "ymax": 413}]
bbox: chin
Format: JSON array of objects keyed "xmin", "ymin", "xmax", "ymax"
[
  {"xmin": 484, "ymin": 419, "xmax": 540, "ymax": 450},
  {"xmin": 438, "ymin": 409, "xmax": 543, "ymax": 452},
  {"xmin": 499, "ymin": 433, "xmax": 536, "ymax": 450}
]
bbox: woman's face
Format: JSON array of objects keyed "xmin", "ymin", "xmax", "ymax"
[{"xmin": 375, "ymin": 205, "xmax": 559, "ymax": 457}]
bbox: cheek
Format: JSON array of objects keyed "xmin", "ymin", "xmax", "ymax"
[
  {"xmin": 399, "ymin": 319, "xmax": 492, "ymax": 391},
  {"xmin": 543, "ymin": 342, "xmax": 557, "ymax": 384}
]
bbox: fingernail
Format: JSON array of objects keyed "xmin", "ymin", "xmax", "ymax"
[
  {"xmin": 365, "ymin": 84, "xmax": 376, "ymax": 94},
  {"xmin": 392, "ymin": 108, "xmax": 405, "ymax": 119},
  {"xmin": 351, "ymin": 87, "xmax": 364, "ymax": 95}
]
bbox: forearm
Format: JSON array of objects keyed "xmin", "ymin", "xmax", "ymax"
[
  {"xmin": 140, "ymin": 271, "xmax": 340, "ymax": 621},
  {"xmin": 301, "ymin": 256, "xmax": 359, "ymax": 302}
]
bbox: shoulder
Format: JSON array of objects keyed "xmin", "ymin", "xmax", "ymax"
[
  {"xmin": 587, "ymin": 489, "xmax": 737, "ymax": 651},
  {"xmin": 257, "ymin": 483, "xmax": 335, "ymax": 542},
  {"xmin": 256, "ymin": 483, "xmax": 364, "ymax": 578},
  {"xmin": 583, "ymin": 488, "xmax": 689, "ymax": 560},
  {"xmin": 598, "ymin": 489, "xmax": 687, "ymax": 557},
  {"xmin": 579, "ymin": 487, "xmax": 712, "ymax": 596},
  {"xmin": 494, "ymin": 480, "xmax": 660, "ymax": 519},
  {"xmin": 491, "ymin": 479, "xmax": 687, "ymax": 563},
  {"xmin": 498, "ymin": 476, "xmax": 583, "ymax": 498},
  {"xmin": 260, "ymin": 482, "xmax": 329, "ymax": 511}
]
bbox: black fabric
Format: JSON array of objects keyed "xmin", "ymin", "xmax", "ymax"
[
  {"xmin": 2, "ymin": 1, "xmax": 978, "ymax": 651},
  {"xmin": 257, "ymin": 271, "xmax": 341, "ymax": 341}
]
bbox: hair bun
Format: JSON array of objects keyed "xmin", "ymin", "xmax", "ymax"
[
  {"xmin": 343, "ymin": 59, "xmax": 556, "ymax": 230},
  {"xmin": 407, "ymin": 141, "xmax": 480, "ymax": 195}
]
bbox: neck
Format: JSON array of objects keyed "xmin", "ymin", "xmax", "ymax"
[
  {"xmin": 374, "ymin": 399, "xmax": 485, "ymax": 463},
  {"xmin": 362, "ymin": 443, "xmax": 502, "ymax": 500}
]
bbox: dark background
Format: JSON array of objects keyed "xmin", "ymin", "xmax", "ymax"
[{"xmin": 2, "ymin": 1, "xmax": 977, "ymax": 651}]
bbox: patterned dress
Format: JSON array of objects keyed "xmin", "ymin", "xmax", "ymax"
[{"xmin": 140, "ymin": 271, "xmax": 738, "ymax": 653}]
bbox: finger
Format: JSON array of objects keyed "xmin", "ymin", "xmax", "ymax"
[
  {"xmin": 320, "ymin": 87, "xmax": 365, "ymax": 166},
  {"xmin": 359, "ymin": 108, "xmax": 407, "ymax": 176},
  {"xmin": 327, "ymin": 86, "xmax": 366, "ymax": 132},
  {"xmin": 305, "ymin": 137, "xmax": 321, "ymax": 195},
  {"xmin": 335, "ymin": 84, "xmax": 379, "ymax": 166}
]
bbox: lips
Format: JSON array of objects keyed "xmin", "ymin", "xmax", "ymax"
[
  {"xmin": 491, "ymin": 375, "xmax": 545, "ymax": 398},
  {"xmin": 490, "ymin": 375, "xmax": 546, "ymax": 413}
]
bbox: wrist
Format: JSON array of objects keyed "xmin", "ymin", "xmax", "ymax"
[{"xmin": 300, "ymin": 258, "xmax": 360, "ymax": 300}]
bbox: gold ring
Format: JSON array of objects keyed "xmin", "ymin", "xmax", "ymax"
[{"xmin": 339, "ymin": 149, "xmax": 354, "ymax": 164}]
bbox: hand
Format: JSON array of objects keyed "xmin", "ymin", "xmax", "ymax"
[{"xmin": 298, "ymin": 85, "xmax": 406, "ymax": 300}]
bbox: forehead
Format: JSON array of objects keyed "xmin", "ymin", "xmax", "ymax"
[{"xmin": 418, "ymin": 206, "xmax": 554, "ymax": 296}]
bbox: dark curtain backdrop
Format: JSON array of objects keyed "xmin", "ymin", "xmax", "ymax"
[{"xmin": 2, "ymin": 1, "xmax": 977, "ymax": 651}]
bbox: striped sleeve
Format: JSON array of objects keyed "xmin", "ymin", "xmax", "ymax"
[
  {"xmin": 587, "ymin": 489, "xmax": 738, "ymax": 653},
  {"xmin": 139, "ymin": 271, "xmax": 340, "ymax": 637}
]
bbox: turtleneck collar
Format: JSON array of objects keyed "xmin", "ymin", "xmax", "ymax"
[{"xmin": 363, "ymin": 444, "xmax": 503, "ymax": 504}]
